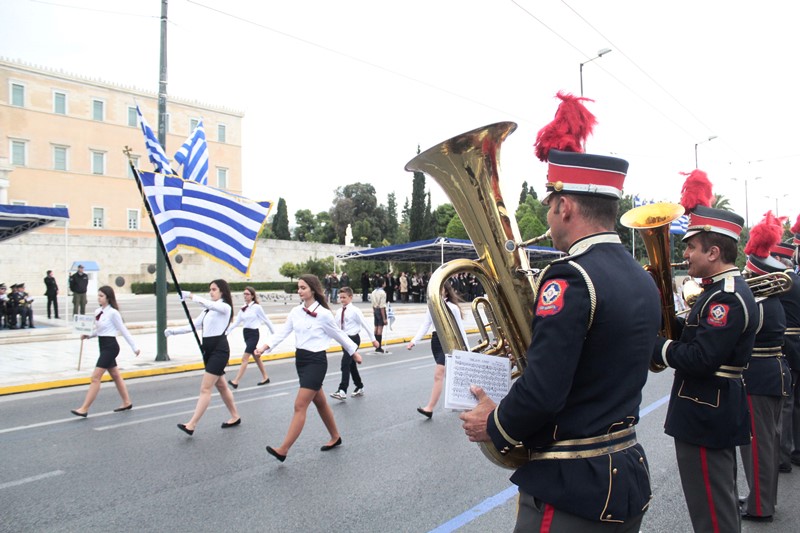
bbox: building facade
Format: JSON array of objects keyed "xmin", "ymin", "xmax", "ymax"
[{"xmin": 0, "ymin": 57, "xmax": 244, "ymax": 238}]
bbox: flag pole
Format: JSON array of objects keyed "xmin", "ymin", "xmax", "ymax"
[{"xmin": 126, "ymin": 155, "xmax": 204, "ymax": 355}]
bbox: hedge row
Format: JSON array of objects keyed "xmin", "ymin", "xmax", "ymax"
[{"xmin": 130, "ymin": 281, "xmax": 296, "ymax": 295}]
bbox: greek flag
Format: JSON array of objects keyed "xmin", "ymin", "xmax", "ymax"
[
  {"xmin": 139, "ymin": 171, "xmax": 271, "ymax": 274},
  {"xmin": 136, "ymin": 106, "xmax": 175, "ymax": 175},
  {"xmin": 633, "ymin": 195, "xmax": 653, "ymax": 208},
  {"xmin": 670, "ymin": 214, "xmax": 689, "ymax": 235},
  {"xmin": 174, "ymin": 121, "xmax": 209, "ymax": 185}
]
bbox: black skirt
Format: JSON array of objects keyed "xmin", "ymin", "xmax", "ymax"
[
  {"xmin": 431, "ymin": 331, "xmax": 445, "ymax": 366},
  {"xmin": 243, "ymin": 328, "xmax": 259, "ymax": 354},
  {"xmin": 95, "ymin": 336, "xmax": 120, "ymax": 369},
  {"xmin": 202, "ymin": 335, "xmax": 230, "ymax": 376},
  {"xmin": 295, "ymin": 348, "xmax": 327, "ymax": 390}
]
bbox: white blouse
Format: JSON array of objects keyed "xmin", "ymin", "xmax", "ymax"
[
  {"xmin": 334, "ymin": 304, "xmax": 377, "ymax": 340},
  {"xmin": 226, "ymin": 301, "xmax": 276, "ymax": 335},
  {"xmin": 171, "ymin": 295, "xmax": 232, "ymax": 338},
  {"xmin": 264, "ymin": 302, "xmax": 358, "ymax": 354},
  {"xmin": 411, "ymin": 300, "xmax": 469, "ymax": 348},
  {"xmin": 89, "ymin": 305, "xmax": 138, "ymax": 352}
]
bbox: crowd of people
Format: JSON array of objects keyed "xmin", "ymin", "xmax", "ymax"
[{"xmin": 0, "ymin": 282, "xmax": 35, "ymax": 329}]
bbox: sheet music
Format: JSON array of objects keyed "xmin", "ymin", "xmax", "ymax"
[{"xmin": 444, "ymin": 349, "xmax": 511, "ymax": 410}]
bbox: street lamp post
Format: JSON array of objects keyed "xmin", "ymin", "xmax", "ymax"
[
  {"xmin": 765, "ymin": 194, "xmax": 789, "ymax": 216},
  {"xmin": 732, "ymin": 176, "xmax": 763, "ymax": 227},
  {"xmin": 694, "ymin": 135, "xmax": 718, "ymax": 168},
  {"xmin": 579, "ymin": 48, "xmax": 612, "ymax": 97}
]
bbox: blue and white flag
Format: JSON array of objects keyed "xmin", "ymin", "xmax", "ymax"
[
  {"xmin": 139, "ymin": 171, "xmax": 271, "ymax": 275},
  {"xmin": 174, "ymin": 120, "xmax": 209, "ymax": 185},
  {"xmin": 137, "ymin": 106, "xmax": 175, "ymax": 175},
  {"xmin": 670, "ymin": 214, "xmax": 689, "ymax": 235}
]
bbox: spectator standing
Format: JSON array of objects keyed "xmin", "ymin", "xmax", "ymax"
[
  {"xmin": 70, "ymin": 264, "xmax": 89, "ymax": 316},
  {"xmin": 360, "ymin": 271, "xmax": 370, "ymax": 302},
  {"xmin": 44, "ymin": 270, "xmax": 59, "ymax": 319},
  {"xmin": 330, "ymin": 272, "xmax": 340, "ymax": 301},
  {"xmin": 339, "ymin": 271, "xmax": 350, "ymax": 291},
  {"xmin": 0, "ymin": 283, "xmax": 7, "ymax": 329},
  {"xmin": 399, "ymin": 272, "xmax": 408, "ymax": 303}
]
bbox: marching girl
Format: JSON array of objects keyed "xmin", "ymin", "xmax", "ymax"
[
  {"xmin": 407, "ymin": 282, "xmax": 468, "ymax": 419},
  {"xmin": 71, "ymin": 286, "xmax": 140, "ymax": 417},
  {"xmin": 226, "ymin": 286, "xmax": 276, "ymax": 388},
  {"xmin": 255, "ymin": 274, "xmax": 363, "ymax": 462},
  {"xmin": 165, "ymin": 279, "xmax": 241, "ymax": 435}
]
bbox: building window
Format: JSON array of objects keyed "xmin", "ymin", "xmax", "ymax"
[
  {"xmin": 127, "ymin": 209, "xmax": 140, "ymax": 230},
  {"xmin": 91, "ymin": 151, "xmax": 106, "ymax": 175},
  {"xmin": 53, "ymin": 203, "xmax": 68, "ymax": 227},
  {"xmin": 218, "ymin": 124, "xmax": 226, "ymax": 143},
  {"xmin": 189, "ymin": 118, "xmax": 199, "ymax": 131},
  {"xmin": 11, "ymin": 140, "xmax": 26, "ymax": 166},
  {"xmin": 11, "ymin": 200, "xmax": 27, "ymax": 206},
  {"xmin": 92, "ymin": 207, "xmax": 105, "ymax": 228},
  {"xmin": 11, "ymin": 83, "xmax": 25, "ymax": 107},
  {"xmin": 92, "ymin": 99, "xmax": 105, "ymax": 121},
  {"xmin": 128, "ymin": 106, "xmax": 138, "ymax": 127},
  {"xmin": 54, "ymin": 91, "xmax": 67, "ymax": 114},
  {"xmin": 217, "ymin": 168, "xmax": 228, "ymax": 189},
  {"xmin": 53, "ymin": 146, "xmax": 68, "ymax": 171},
  {"xmin": 127, "ymin": 155, "xmax": 140, "ymax": 178}
]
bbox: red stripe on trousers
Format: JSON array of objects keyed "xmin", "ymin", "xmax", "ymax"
[
  {"xmin": 746, "ymin": 394, "xmax": 763, "ymax": 515},
  {"xmin": 700, "ymin": 446, "xmax": 721, "ymax": 533},
  {"xmin": 540, "ymin": 503, "xmax": 555, "ymax": 533}
]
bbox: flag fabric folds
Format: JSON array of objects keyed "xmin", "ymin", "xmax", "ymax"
[
  {"xmin": 136, "ymin": 106, "xmax": 175, "ymax": 175},
  {"xmin": 139, "ymin": 171, "xmax": 271, "ymax": 275},
  {"xmin": 670, "ymin": 215, "xmax": 689, "ymax": 235},
  {"xmin": 174, "ymin": 120, "xmax": 209, "ymax": 185}
]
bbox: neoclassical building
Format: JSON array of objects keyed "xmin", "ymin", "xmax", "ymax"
[{"xmin": 0, "ymin": 57, "xmax": 244, "ymax": 237}]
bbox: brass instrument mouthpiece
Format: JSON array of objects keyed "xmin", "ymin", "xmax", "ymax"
[{"xmin": 506, "ymin": 230, "xmax": 552, "ymax": 252}]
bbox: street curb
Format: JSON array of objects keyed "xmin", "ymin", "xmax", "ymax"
[{"xmin": 0, "ymin": 335, "xmax": 422, "ymax": 396}]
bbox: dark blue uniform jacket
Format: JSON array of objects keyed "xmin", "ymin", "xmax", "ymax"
[
  {"xmin": 743, "ymin": 296, "xmax": 789, "ymax": 397},
  {"xmin": 486, "ymin": 233, "xmax": 661, "ymax": 523}
]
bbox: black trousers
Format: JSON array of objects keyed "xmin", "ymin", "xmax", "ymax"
[
  {"xmin": 337, "ymin": 334, "xmax": 363, "ymax": 392},
  {"xmin": 47, "ymin": 294, "xmax": 59, "ymax": 318}
]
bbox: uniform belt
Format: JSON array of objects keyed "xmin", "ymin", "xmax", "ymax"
[
  {"xmin": 714, "ymin": 365, "xmax": 744, "ymax": 379},
  {"xmin": 527, "ymin": 427, "xmax": 636, "ymax": 460},
  {"xmin": 751, "ymin": 347, "xmax": 783, "ymax": 357},
  {"xmin": 786, "ymin": 328, "xmax": 800, "ymax": 336}
]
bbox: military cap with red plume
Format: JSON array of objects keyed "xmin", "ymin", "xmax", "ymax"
[
  {"xmin": 792, "ymin": 213, "xmax": 800, "ymax": 246},
  {"xmin": 679, "ymin": 169, "xmax": 744, "ymax": 242},
  {"xmin": 745, "ymin": 211, "xmax": 786, "ymax": 274},
  {"xmin": 534, "ymin": 91, "xmax": 628, "ymax": 202}
]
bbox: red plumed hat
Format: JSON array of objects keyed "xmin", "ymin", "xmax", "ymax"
[
  {"xmin": 745, "ymin": 211, "xmax": 783, "ymax": 258},
  {"xmin": 534, "ymin": 91, "xmax": 596, "ymax": 162},
  {"xmin": 679, "ymin": 170, "xmax": 713, "ymax": 212},
  {"xmin": 792, "ymin": 213, "xmax": 800, "ymax": 235}
]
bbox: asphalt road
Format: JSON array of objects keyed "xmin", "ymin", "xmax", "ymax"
[{"xmin": 1, "ymin": 338, "xmax": 799, "ymax": 532}]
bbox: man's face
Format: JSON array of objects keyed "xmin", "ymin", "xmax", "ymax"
[
  {"xmin": 545, "ymin": 195, "xmax": 568, "ymax": 253},
  {"xmin": 78, "ymin": 266, "xmax": 84, "ymax": 274},
  {"xmin": 683, "ymin": 235, "xmax": 714, "ymax": 278}
]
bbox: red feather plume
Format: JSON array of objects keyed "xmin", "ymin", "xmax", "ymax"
[
  {"xmin": 745, "ymin": 211, "xmax": 783, "ymax": 257},
  {"xmin": 679, "ymin": 170, "xmax": 713, "ymax": 212},
  {"xmin": 534, "ymin": 91, "xmax": 597, "ymax": 162},
  {"xmin": 792, "ymin": 213, "xmax": 800, "ymax": 234}
]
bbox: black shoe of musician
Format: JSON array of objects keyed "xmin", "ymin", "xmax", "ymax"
[{"xmin": 741, "ymin": 512, "xmax": 773, "ymax": 523}]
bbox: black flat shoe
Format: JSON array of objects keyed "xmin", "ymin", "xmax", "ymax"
[
  {"xmin": 266, "ymin": 446, "xmax": 286, "ymax": 462},
  {"xmin": 320, "ymin": 437, "xmax": 342, "ymax": 451},
  {"xmin": 227, "ymin": 380, "xmax": 238, "ymax": 390},
  {"xmin": 221, "ymin": 418, "xmax": 241, "ymax": 428},
  {"xmin": 70, "ymin": 409, "xmax": 88, "ymax": 418},
  {"xmin": 113, "ymin": 404, "xmax": 133, "ymax": 412},
  {"xmin": 417, "ymin": 407, "xmax": 433, "ymax": 419},
  {"xmin": 257, "ymin": 378, "xmax": 271, "ymax": 386},
  {"xmin": 177, "ymin": 423, "xmax": 194, "ymax": 436}
]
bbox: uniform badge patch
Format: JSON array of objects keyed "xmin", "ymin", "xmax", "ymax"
[
  {"xmin": 706, "ymin": 303, "xmax": 729, "ymax": 327},
  {"xmin": 536, "ymin": 279, "xmax": 568, "ymax": 317}
]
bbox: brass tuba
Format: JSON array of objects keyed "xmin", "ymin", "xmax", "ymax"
[
  {"xmin": 620, "ymin": 202, "xmax": 686, "ymax": 372},
  {"xmin": 405, "ymin": 122, "xmax": 537, "ymax": 469}
]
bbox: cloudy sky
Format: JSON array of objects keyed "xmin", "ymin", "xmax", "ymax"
[{"xmin": 2, "ymin": 0, "xmax": 798, "ymax": 228}]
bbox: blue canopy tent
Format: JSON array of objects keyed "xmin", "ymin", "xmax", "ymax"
[
  {"xmin": 0, "ymin": 205, "xmax": 70, "ymax": 242},
  {"xmin": 336, "ymin": 236, "xmax": 563, "ymax": 265}
]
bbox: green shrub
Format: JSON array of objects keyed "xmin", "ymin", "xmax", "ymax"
[{"xmin": 130, "ymin": 281, "xmax": 292, "ymax": 295}]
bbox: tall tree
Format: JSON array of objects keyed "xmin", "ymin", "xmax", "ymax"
[
  {"xmin": 423, "ymin": 191, "xmax": 436, "ymax": 238},
  {"xmin": 293, "ymin": 209, "xmax": 316, "ymax": 242},
  {"xmin": 409, "ymin": 147, "xmax": 427, "ymax": 241},
  {"xmin": 518, "ymin": 181, "xmax": 537, "ymax": 204},
  {"xmin": 330, "ymin": 182, "xmax": 379, "ymax": 244},
  {"xmin": 271, "ymin": 198, "xmax": 291, "ymax": 240},
  {"xmin": 385, "ymin": 192, "xmax": 399, "ymax": 244},
  {"xmin": 712, "ymin": 194, "xmax": 732, "ymax": 211},
  {"xmin": 433, "ymin": 203, "xmax": 456, "ymax": 236}
]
